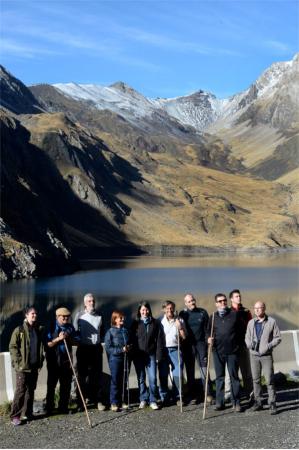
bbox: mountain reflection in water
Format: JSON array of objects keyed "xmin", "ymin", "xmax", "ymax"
[{"xmin": 1, "ymin": 253, "xmax": 298, "ymax": 351}]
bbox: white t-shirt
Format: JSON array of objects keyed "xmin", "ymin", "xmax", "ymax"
[{"xmin": 161, "ymin": 315, "xmax": 186, "ymax": 347}]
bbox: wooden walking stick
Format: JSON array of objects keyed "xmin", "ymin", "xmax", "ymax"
[
  {"xmin": 203, "ymin": 312, "xmax": 215, "ymax": 420},
  {"xmin": 63, "ymin": 339, "xmax": 92, "ymax": 428}
]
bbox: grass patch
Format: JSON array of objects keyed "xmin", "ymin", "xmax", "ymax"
[{"xmin": 0, "ymin": 401, "xmax": 11, "ymax": 417}]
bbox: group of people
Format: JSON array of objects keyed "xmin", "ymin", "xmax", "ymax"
[{"xmin": 8, "ymin": 290, "xmax": 281, "ymax": 426}]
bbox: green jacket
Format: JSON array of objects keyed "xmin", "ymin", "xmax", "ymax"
[{"xmin": 9, "ymin": 321, "xmax": 45, "ymax": 372}]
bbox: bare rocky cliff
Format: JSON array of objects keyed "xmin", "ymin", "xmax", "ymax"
[{"xmin": 1, "ymin": 58, "xmax": 298, "ymax": 279}]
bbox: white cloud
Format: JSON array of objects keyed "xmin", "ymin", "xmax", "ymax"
[
  {"xmin": 1, "ymin": 38, "xmax": 63, "ymax": 58},
  {"xmin": 264, "ymin": 40, "xmax": 291, "ymax": 53}
]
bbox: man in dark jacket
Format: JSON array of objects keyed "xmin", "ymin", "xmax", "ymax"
[
  {"xmin": 179, "ymin": 293, "xmax": 212, "ymax": 404},
  {"xmin": 45, "ymin": 307, "xmax": 79, "ymax": 415},
  {"xmin": 208, "ymin": 293, "xmax": 242, "ymax": 412},
  {"xmin": 73, "ymin": 293, "xmax": 105, "ymax": 411},
  {"xmin": 225, "ymin": 289, "xmax": 253, "ymax": 401},
  {"xmin": 9, "ymin": 306, "xmax": 44, "ymax": 426}
]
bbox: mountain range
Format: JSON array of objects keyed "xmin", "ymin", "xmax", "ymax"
[{"xmin": 1, "ymin": 54, "xmax": 298, "ymax": 279}]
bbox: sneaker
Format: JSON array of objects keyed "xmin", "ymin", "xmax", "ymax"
[
  {"xmin": 206, "ymin": 395, "xmax": 214, "ymax": 404},
  {"xmin": 252, "ymin": 401, "xmax": 263, "ymax": 412},
  {"xmin": 234, "ymin": 403, "xmax": 243, "ymax": 413},
  {"xmin": 149, "ymin": 402, "xmax": 159, "ymax": 410},
  {"xmin": 97, "ymin": 402, "xmax": 106, "ymax": 411},
  {"xmin": 110, "ymin": 404, "xmax": 120, "ymax": 412},
  {"xmin": 122, "ymin": 403, "xmax": 129, "ymax": 410},
  {"xmin": 270, "ymin": 403, "xmax": 277, "ymax": 415},
  {"xmin": 139, "ymin": 401, "xmax": 147, "ymax": 409},
  {"xmin": 11, "ymin": 416, "xmax": 21, "ymax": 426}
]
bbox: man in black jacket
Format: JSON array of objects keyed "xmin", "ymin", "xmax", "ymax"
[
  {"xmin": 179, "ymin": 293, "xmax": 212, "ymax": 404},
  {"xmin": 208, "ymin": 293, "xmax": 242, "ymax": 412}
]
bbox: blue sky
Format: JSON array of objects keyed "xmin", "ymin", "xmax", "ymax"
[{"xmin": 1, "ymin": 0, "xmax": 298, "ymax": 98}]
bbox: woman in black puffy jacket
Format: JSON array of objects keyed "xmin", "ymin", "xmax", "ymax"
[{"xmin": 130, "ymin": 301, "xmax": 165, "ymax": 410}]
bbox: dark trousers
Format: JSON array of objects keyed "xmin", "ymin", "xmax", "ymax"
[
  {"xmin": 108, "ymin": 354, "xmax": 127, "ymax": 406},
  {"xmin": 46, "ymin": 364, "xmax": 73, "ymax": 412},
  {"xmin": 213, "ymin": 350, "xmax": 240, "ymax": 407},
  {"xmin": 76, "ymin": 344, "xmax": 103, "ymax": 405},
  {"xmin": 10, "ymin": 370, "xmax": 38, "ymax": 419},
  {"xmin": 182, "ymin": 340, "xmax": 212, "ymax": 398}
]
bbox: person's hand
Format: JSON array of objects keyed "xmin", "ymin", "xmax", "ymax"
[
  {"xmin": 58, "ymin": 331, "xmax": 67, "ymax": 340},
  {"xmin": 208, "ymin": 337, "xmax": 214, "ymax": 345}
]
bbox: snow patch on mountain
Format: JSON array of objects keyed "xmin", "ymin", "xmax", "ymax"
[{"xmin": 53, "ymin": 54, "xmax": 297, "ymax": 132}]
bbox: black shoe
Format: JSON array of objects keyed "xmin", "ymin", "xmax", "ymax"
[
  {"xmin": 252, "ymin": 401, "xmax": 263, "ymax": 412},
  {"xmin": 214, "ymin": 404, "xmax": 225, "ymax": 411},
  {"xmin": 270, "ymin": 403, "xmax": 277, "ymax": 415},
  {"xmin": 57, "ymin": 407, "xmax": 69, "ymax": 415}
]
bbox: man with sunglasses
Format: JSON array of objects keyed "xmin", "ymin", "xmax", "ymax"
[{"xmin": 208, "ymin": 293, "xmax": 243, "ymax": 412}]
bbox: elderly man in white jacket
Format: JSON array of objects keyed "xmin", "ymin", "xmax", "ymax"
[{"xmin": 245, "ymin": 301, "xmax": 281, "ymax": 415}]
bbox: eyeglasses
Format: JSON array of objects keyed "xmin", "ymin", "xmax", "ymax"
[{"xmin": 217, "ymin": 299, "xmax": 227, "ymax": 303}]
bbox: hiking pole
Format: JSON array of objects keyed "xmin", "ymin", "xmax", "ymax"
[
  {"xmin": 126, "ymin": 352, "xmax": 130, "ymax": 409},
  {"xmin": 176, "ymin": 313, "xmax": 183, "ymax": 413},
  {"xmin": 122, "ymin": 352, "xmax": 126, "ymax": 406},
  {"xmin": 203, "ymin": 312, "xmax": 215, "ymax": 420},
  {"xmin": 63, "ymin": 339, "xmax": 92, "ymax": 428}
]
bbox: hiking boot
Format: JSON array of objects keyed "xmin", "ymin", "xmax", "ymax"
[
  {"xmin": 110, "ymin": 404, "xmax": 120, "ymax": 412},
  {"xmin": 149, "ymin": 402, "xmax": 159, "ymax": 410},
  {"xmin": 139, "ymin": 401, "xmax": 147, "ymax": 409},
  {"xmin": 252, "ymin": 401, "xmax": 263, "ymax": 412},
  {"xmin": 11, "ymin": 416, "xmax": 21, "ymax": 426},
  {"xmin": 270, "ymin": 403, "xmax": 277, "ymax": 415},
  {"xmin": 97, "ymin": 402, "xmax": 106, "ymax": 411}
]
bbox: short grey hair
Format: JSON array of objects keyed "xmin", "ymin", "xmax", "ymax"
[{"xmin": 84, "ymin": 293, "xmax": 95, "ymax": 304}]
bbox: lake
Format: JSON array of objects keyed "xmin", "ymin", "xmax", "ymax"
[{"xmin": 1, "ymin": 252, "xmax": 298, "ymax": 351}]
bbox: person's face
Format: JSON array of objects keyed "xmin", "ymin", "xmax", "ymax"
[
  {"xmin": 215, "ymin": 296, "xmax": 228, "ymax": 311},
  {"xmin": 26, "ymin": 309, "xmax": 37, "ymax": 326},
  {"xmin": 184, "ymin": 295, "xmax": 196, "ymax": 310},
  {"xmin": 115, "ymin": 316, "xmax": 125, "ymax": 328},
  {"xmin": 164, "ymin": 304, "xmax": 175, "ymax": 319},
  {"xmin": 231, "ymin": 292, "xmax": 241, "ymax": 305},
  {"xmin": 57, "ymin": 314, "xmax": 70, "ymax": 326},
  {"xmin": 84, "ymin": 296, "xmax": 95, "ymax": 313},
  {"xmin": 254, "ymin": 302, "xmax": 266, "ymax": 319},
  {"xmin": 140, "ymin": 306, "xmax": 150, "ymax": 318}
]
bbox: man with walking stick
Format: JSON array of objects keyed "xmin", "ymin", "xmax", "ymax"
[
  {"xmin": 45, "ymin": 307, "xmax": 79, "ymax": 415},
  {"xmin": 208, "ymin": 293, "xmax": 243, "ymax": 412},
  {"xmin": 158, "ymin": 301, "xmax": 186, "ymax": 407}
]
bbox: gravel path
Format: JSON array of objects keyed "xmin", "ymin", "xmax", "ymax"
[{"xmin": 1, "ymin": 389, "xmax": 298, "ymax": 449}]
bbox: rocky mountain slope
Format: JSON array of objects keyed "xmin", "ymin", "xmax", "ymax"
[{"xmin": 1, "ymin": 58, "xmax": 298, "ymax": 279}]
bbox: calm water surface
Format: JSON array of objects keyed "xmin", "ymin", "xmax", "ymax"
[{"xmin": 1, "ymin": 253, "xmax": 298, "ymax": 351}]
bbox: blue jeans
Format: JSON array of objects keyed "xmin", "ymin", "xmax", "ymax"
[
  {"xmin": 159, "ymin": 347, "xmax": 182, "ymax": 401},
  {"xmin": 134, "ymin": 353, "xmax": 158, "ymax": 403},
  {"xmin": 108, "ymin": 355, "xmax": 124, "ymax": 406}
]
